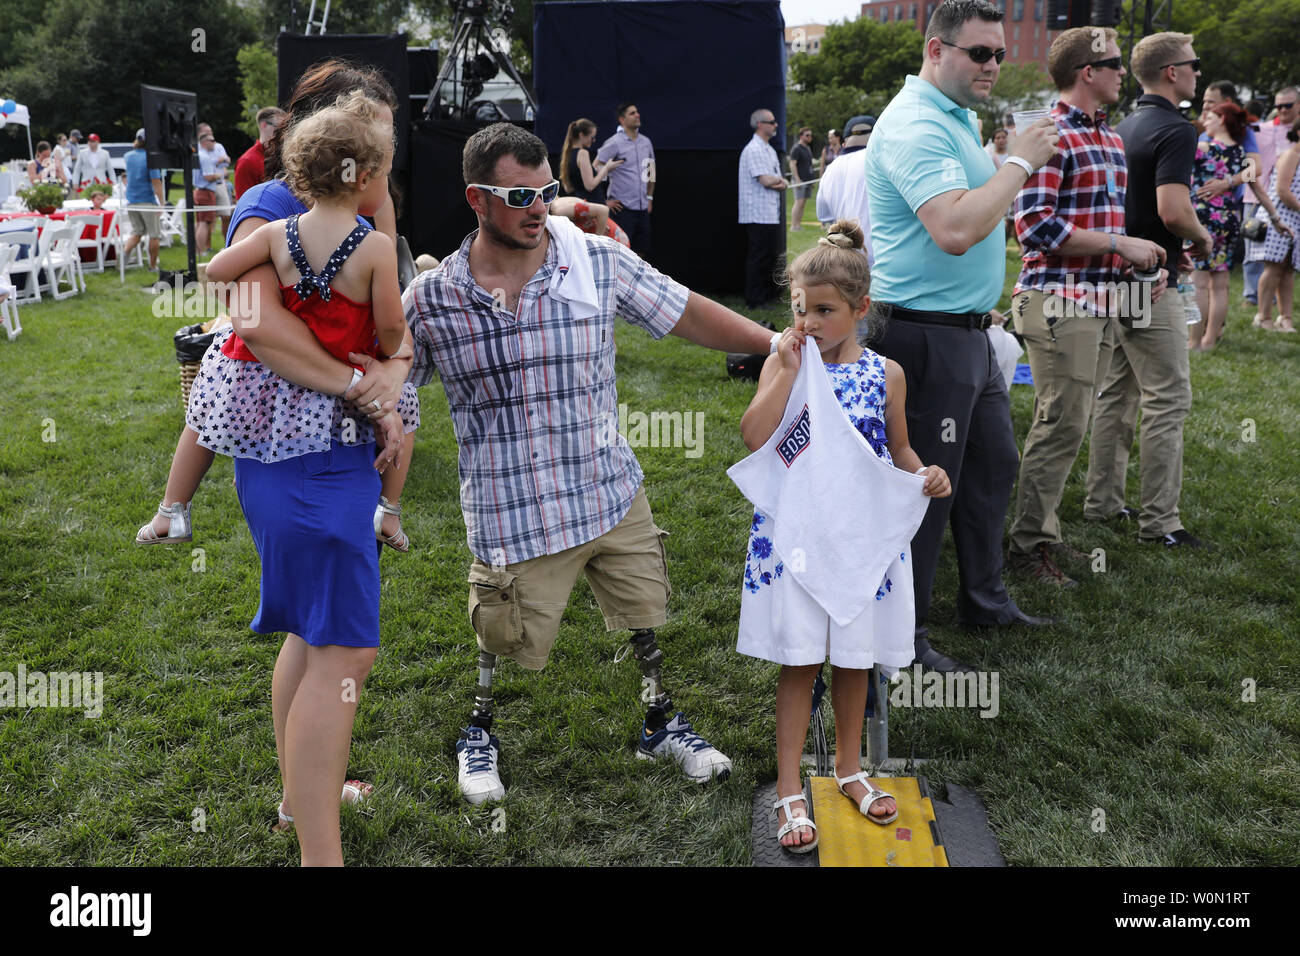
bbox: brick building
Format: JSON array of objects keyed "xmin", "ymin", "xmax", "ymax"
[{"xmin": 860, "ymin": 0, "xmax": 1058, "ymax": 66}]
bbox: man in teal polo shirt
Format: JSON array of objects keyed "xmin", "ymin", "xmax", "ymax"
[{"xmin": 863, "ymin": 0, "xmax": 1060, "ymax": 671}]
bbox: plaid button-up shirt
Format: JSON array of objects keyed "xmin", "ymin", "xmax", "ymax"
[
  {"xmin": 1014, "ymin": 100, "xmax": 1128, "ymax": 316},
  {"xmin": 739, "ymin": 134, "xmax": 782, "ymax": 224},
  {"xmin": 404, "ymin": 229, "xmax": 689, "ymax": 564}
]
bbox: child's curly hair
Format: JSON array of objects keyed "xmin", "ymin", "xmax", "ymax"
[{"xmin": 280, "ymin": 90, "xmax": 394, "ymax": 203}]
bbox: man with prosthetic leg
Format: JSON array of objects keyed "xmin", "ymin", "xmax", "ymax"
[{"xmin": 404, "ymin": 124, "xmax": 778, "ymax": 802}]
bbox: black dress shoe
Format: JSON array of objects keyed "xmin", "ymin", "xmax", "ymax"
[
  {"xmin": 962, "ymin": 609, "xmax": 1059, "ymax": 630},
  {"xmin": 1139, "ymin": 528, "xmax": 1208, "ymax": 549},
  {"xmin": 914, "ymin": 646, "xmax": 977, "ymax": 674}
]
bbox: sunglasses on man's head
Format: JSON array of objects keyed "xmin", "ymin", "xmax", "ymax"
[
  {"xmin": 1162, "ymin": 58, "xmax": 1200, "ymax": 72},
  {"xmin": 1075, "ymin": 56, "xmax": 1123, "ymax": 72},
  {"xmin": 471, "ymin": 180, "xmax": 561, "ymax": 208},
  {"xmin": 940, "ymin": 39, "xmax": 1006, "ymax": 64}
]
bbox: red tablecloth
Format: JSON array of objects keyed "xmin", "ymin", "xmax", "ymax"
[{"xmin": 0, "ymin": 209, "xmax": 116, "ymax": 262}]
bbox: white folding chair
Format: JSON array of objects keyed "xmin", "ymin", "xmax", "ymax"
[
  {"xmin": 109, "ymin": 210, "xmax": 145, "ymax": 282},
  {"xmin": 65, "ymin": 212, "xmax": 106, "ymax": 273},
  {"xmin": 0, "ymin": 228, "xmax": 45, "ymax": 305},
  {"xmin": 42, "ymin": 224, "xmax": 83, "ymax": 299},
  {"xmin": 0, "ymin": 245, "xmax": 23, "ymax": 339},
  {"xmin": 160, "ymin": 199, "xmax": 187, "ymax": 248}
]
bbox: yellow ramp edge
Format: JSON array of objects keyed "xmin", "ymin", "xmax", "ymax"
[{"xmin": 809, "ymin": 776, "xmax": 948, "ymax": 867}]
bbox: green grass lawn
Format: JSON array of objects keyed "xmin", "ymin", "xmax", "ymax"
[{"xmin": 1, "ymin": 212, "xmax": 1298, "ymax": 866}]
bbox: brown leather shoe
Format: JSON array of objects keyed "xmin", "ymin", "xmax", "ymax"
[{"xmin": 1007, "ymin": 543, "xmax": 1078, "ymax": 588}]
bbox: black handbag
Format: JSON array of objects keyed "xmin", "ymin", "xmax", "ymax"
[{"xmin": 1242, "ymin": 216, "xmax": 1268, "ymax": 242}]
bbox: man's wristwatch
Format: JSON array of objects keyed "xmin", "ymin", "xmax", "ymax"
[{"xmin": 1006, "ymin": 156, "xmax": 1034, "ymax": 178}]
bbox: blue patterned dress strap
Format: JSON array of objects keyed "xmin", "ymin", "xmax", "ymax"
[{"xmin": 285, "ymin": 214, "xmax": 372, "ymax": 303}]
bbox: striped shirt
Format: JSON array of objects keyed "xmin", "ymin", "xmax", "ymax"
[
  {"xmin": 404, "ymin": 228, "xmax": 690, "ymax": 564},
  {"xmin": 1014, "ymin": 100, "xmax": 1128, "ymax": 316}
]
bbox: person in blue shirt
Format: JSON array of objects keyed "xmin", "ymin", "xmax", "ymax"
[
  {"xmin": 123, "ymin": 129, "xmax": 164, "ymax": 271},
  {"xmin": 862, "ymin": 0, "xmax": 1060, "ymax": 671}
]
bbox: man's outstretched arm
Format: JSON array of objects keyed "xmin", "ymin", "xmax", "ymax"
[{"xmin": 668, "ymin": 292, "xmax": 777, "ymax": 354}]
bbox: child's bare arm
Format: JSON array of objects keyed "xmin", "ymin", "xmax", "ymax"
[
  {"xmin": 206, "ymin": 222, "xmax": 276, "ymax": 283},
  {"xmin": 883, "ymin": 359, "xmax": 950, "ymax": 497},
  {"xmin": 365, "ymin": 232, "xmax": 406, "ymax": 358},
  {"xmin": 740, "ymin": 327, "xmax": 803, "ymax": 451}
]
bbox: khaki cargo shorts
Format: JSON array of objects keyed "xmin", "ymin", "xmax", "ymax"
[{"xmin": 466, "ymin": 486, "xmax": 670, "ymax": 670}]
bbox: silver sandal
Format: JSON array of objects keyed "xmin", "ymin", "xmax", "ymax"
[
  {"xmin": 835, "ymin": 771, "xmax": 899, "ymax": 825},
  {"xmin": 374, "ymin": 496, "xmax": 409, "ymax": 553},
  {"xmin": 135, "ymin": 501, "xmax": 192, "ymax": 545}
]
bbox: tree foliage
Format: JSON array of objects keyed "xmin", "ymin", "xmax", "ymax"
[
  {"xmin": 789, "ymin": 18, "xmax": 924, "ymax": 97},
  {"xmin": 785, "ymin": 87, "xmax": 892, "ymax": 157},
  {"xmin": 236, "ymin": 42, "xmax": 278, "ymax": 140},
  {"xmin": 1170, "ymin": 0, "xmax": 1300, "ymax": 99},
  {"xmin": 0, "ymin": 0, "xmax": 257, "ymax": 147}
]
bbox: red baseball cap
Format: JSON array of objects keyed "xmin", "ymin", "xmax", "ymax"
[{"xmin": 88, "ymin": 133, "xmax": 101, "ymax": 142}]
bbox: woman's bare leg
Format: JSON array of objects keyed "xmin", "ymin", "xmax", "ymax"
[
  {"xmin": 272, "ymin": 634, "xmax": 310, "ymax": 819},
  {"xmin": 1202, "ymin": 271, "xmax": 1230, "ymax": 347},
  {"xmin": 283, "ymin": 642, "xmax": 378, "ymax": 866}
]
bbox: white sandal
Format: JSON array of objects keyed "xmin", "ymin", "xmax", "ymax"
[
  {"xmin": 835, "ymin": 771, "xmax": 898, "ymax": 825},
  {"xmin": 135, "ymin": 500, "xmax": 192, "ymax": 545},
  {"xmin": 773, "ymin": 792, "xmax": 819, "ymax": 854},
  {"xmin": 374, "ymin": 496, "xmax": 409, "ymax": 553},
  {"xmin": 273, "ymin": 780, "xmax": 374, "ymax": 833}
]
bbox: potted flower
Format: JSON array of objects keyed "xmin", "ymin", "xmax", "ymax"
[
  {"xmin": 83, "ymin": 183, "xmax": 114, "ymax": 209},
  {"xmin": 17, "ymin": 182, "xmax": 66, "ymax": 215}
]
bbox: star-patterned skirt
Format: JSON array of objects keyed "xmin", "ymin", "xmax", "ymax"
[{"xmin": 186, "ymin": 326, "xmax": 420, "ymax": 462}]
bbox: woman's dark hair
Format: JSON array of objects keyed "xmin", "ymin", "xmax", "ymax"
[
  {"xmin": 263, "ymin": 59, "xmax": 398, "ymax": 179},
  {"xmin": 1210, "ymin": 101, "xmax": 1248, "ymax": 143},
  {"xmin": 1288, "ymin": 117, "xmax": 1300, "ymax": 143}
]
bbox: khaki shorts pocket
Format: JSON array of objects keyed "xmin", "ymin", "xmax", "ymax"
[{"xmin": 467, "ymin": 565, "xmax": 523, "ymax": 656}]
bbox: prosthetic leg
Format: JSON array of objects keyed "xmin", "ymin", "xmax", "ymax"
[
  {"xmin": 630, "ymin": 628, "xmax": 674, "ymax": 731},
  {"xmin": 468, "ymin": 649, "xmax": 497, "ymax": 733}
]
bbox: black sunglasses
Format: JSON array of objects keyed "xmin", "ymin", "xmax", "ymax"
[
  {"xmin": 1276, "ymin": 101, "xmax": 1297, "ymax": 110},
  {"xmin": 1075, "ymin": 56, "xmax": 1123, "ymax": 72},
  {"xmin": 940, "ymin": 39, "xmax": 1006, "ymax": 64},
  {"xmin": 1162, "ymin": 58, "xmax": 1201, "ymax": 72}
]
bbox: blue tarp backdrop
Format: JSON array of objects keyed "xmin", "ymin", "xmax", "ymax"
[{"xmin": 534, "ymin": 0, "xmax": 787, "ymax": 152}]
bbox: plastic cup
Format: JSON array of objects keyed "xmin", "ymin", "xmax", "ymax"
[{"xmin": 1012, "ymin": 109, "xmax": 1051, "ymax": 135}]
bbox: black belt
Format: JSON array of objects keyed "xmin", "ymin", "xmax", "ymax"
[{"xmin": 877, "ymin": 303, "xmax": 992, "ymax": 331}]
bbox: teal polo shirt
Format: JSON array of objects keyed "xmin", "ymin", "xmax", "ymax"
[{"xmin": 865, "ymin": 74, "xmax": 1005, "ymax": 312}]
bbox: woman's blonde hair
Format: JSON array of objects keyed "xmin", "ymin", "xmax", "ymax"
[
  {"xmin": 559, "ymin": 118, "xmax": 596, "ymax": 193},
  {"xmin": 785, "ymin": 219, "xmax": 871, "ymax": 311},
  {"xmin": 280, "ymin": 90, "xmax": 394, "ymax": 202}
]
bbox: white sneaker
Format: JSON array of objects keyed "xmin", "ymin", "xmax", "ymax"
[
  {"xmin": 636, "ymin": 713, "xmax": 732, "ymax": 783},
  {"xmin": 456, "ymin": 726, "xmax": 505, "ymax": 804}
]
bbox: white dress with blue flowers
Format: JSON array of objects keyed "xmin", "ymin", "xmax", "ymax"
[{"xmin": 737, "ymin": 349, "xmax": 916, "ymax": 671}]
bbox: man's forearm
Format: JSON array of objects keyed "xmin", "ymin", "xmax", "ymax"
[
  {"xmin": 669, "ymin": 292, "xmax": 776, "ymax": 353},
  {"xmin": 1163, "ymin": 199, "xmax": 1207, "ymax": 241}
]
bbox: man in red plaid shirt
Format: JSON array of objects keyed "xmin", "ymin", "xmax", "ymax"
[{"xmin": 1006, "ymin": 26, "xmax": 1168, "ymax": 587}]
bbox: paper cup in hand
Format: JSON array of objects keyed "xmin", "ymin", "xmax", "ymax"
[{"xmin": 1012, "ymin": 109, "xmax": 1051, "ymax": 135}]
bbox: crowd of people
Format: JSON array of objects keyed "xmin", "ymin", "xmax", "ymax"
[{"xmin": 115, "ymin": 0, "xmax": 1298, "ymax": 864}]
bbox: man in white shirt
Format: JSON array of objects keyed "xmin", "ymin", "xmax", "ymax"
[
  {"xmin": 815, "ymin": 115, "xmax": 875, "ymax": 263},
  {"xmin": 71, "ymin": 134, "xmax": 114, "ymax": 190},
  {"xmin": 738, "ymin": 108, "xmax": 787, "ymax": 307}
]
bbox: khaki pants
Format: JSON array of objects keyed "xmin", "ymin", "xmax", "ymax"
[
  {"xmin": 1084, "ymin": 289, "xmax": 1192, "ymax": 536},
  {"xmin": 465, "ymin": 486, "xmax": 670, "ymax": 670},
  {"xmin": 1008, "ymin": 290, "xmax": 1108, "ymax": 554}
]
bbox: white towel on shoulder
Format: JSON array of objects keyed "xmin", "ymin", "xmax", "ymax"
[
  {"xmin": 728, "ymin": 340, "xmax": 930, "ymax": 627},
  {"xmin": 544, "ymin": 214, "xmax": 599, "ymax": 320}
]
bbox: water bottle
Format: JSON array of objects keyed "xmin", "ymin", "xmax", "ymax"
[{"xmin": 1178, "ymin": 274, "xmax": 1201, "ymax": 325}]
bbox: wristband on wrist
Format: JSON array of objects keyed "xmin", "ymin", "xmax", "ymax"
[
  {"xmin": 344, "ymin": 367, "xmax": 363, "ymax": 397},
  {"xmin": 1109, "ymin": 233, "xmax": 1118, "ymax": 254},
  {"xmin": 1006, "ymin": 156, "xmax": 1034, "ymax": 178},
  {"xmin": 769, "ymin": 331, "xmax": 782, "ymax": 354}
]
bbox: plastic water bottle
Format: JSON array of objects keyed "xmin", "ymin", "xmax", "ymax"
[{"xmin": 1178, "ymin": 274, "xmax": 1201, "ymax": 325}]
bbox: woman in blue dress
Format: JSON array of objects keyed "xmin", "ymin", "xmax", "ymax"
[{"xmin": 217, "ymin": 61, "xmax": 414, "ymax": 866}]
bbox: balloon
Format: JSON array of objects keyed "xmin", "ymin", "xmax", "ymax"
[{"xmin": 0, "ymin": 99, "xmax": 14, "ymax": 114}]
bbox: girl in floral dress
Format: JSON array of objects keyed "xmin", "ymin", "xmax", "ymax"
[{"xmin": 736, "ymin": 220, "xmax": 951, "ymax": 853}]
